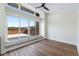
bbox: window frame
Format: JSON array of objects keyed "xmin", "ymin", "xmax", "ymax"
[{"xmin": 6, "ymin": 5, "xmax": 40, "ymax": 42}]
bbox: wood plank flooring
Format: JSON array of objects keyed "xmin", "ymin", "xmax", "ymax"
[{"xmin": 3, "ymin": 39, "xmax": 78, "ymax": 56}]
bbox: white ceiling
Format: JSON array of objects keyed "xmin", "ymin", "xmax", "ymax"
[{"xmin": 27, "ymin": 3, "xmax": 79, "ymax": 14}]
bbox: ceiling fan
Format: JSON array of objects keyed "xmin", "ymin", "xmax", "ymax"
[{"xmin": 35, "ymin": 3, "xmax": 49, "ymax": 11}]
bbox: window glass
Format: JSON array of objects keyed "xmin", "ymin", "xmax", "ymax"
[
  {"xmin": 36, "ymin": 22, "xmax": 39, "ymax": 35},
  {"xmin": 20, "ymin": 18, "xmax": 29, "ymax": 37},
  {"xmin": 7, "ymin": 16, "xmax": 19, "ymax": 38},
  {"xmin": 29, "ymin": 19, "xmax": 35, "ymax": 36}
]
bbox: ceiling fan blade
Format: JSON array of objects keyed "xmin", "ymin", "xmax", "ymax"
[
  {"xmin": 44, "ymin": 6, "xmax": 49, "ymax": 11},
  {"xmin": 36, "ymin": 6, "xmax": 42, "ymax": 8},
  {"xmin": 42, "ymin": 3, "xmax": 45, "ymax": 6}
]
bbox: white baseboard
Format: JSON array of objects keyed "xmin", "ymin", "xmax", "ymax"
[{"xmin": 47, "ymin": 37, "xmax": 76, "ymax": 46}]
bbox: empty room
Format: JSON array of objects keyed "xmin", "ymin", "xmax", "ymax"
[{"xmin": 0, "ymin": 3, "xmax": 79, "ymax": 56}]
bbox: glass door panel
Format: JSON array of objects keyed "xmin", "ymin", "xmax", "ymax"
[
  {"xmin": 7, "ymin": 16, "xmax": 19, "ymax": 39},
  {"xmin": 20, "ymin": 18, "xmax": 29, "ymax": 37},
  {"xmin": 36, "ymin": 22, "xmax": 39, "ymax": 35},
  {"xmin": 29, "ymin": 19, "xmax": 35, "ymax": 36}
]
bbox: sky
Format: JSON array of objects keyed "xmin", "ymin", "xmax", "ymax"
[{"xmin": 8, "ymin": 16, "xmax": 35, "ymax": 27}]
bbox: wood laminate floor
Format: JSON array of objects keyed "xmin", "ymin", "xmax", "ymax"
[{"xmin": 3, "ymin": 39, "xmax": 78, "ymax": 56}]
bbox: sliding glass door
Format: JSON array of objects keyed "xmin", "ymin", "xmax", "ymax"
[
  {"xmin": 29, "ymin": 19, "xmax": 36, "ymax": 36},
  {"xmin": 20, "ymin": 18, "xmax": 29, "ymax": 37},
  {"xmin": 8, "ymin": 15, "xmax": 19, "ymax": 39},
  {"xmin": 7, "ymin": 16, "xmax": 40, "ymax": 41}
]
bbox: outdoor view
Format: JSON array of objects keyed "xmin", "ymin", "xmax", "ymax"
[
  {"xmin": 29, "ymin": 19, "xmax": 35, "ymax": 36},
  {"xmin": 20, "ymin": 18, "xmax": 29, "ymax": 37},
  {"xmin": 8, "ymin": 16, "xmax": 19, "ymax": 38},
  {"xmin": 8, "ymin": 15, "xmax": 39, "ymax": 39}
]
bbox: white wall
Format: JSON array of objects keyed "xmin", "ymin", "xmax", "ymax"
[
  {"xmin": 46, "ymin": 11, "xmax": 77, "ymax": 45},
  {"xmin": 0, "ymin": 4, "xmax": 7, "ymax": 54}
]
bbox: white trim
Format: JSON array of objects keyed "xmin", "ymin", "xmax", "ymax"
[{"xmin": 48, "ymin": 38, "xmax": 76, "ymax": 45}]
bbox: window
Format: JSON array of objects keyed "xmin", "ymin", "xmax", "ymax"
[
  {"xmin": 29, "ymin": 19, "xmax": 35, "ymax": 36},
  {"xmin": 20, "ymin": 18, "xmax": 29, "ymax": 37},
  {"xmin": 7, "ymin": 15, "xmax": 40, "ymax": 39},
  {"xmin": 8, "ymin": 15, "xmax": 19, "ymax": 39},
  {"xmin": 7, "ymin": 6, "xmax": 40, "ymax": 42}
]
